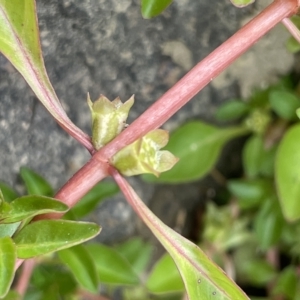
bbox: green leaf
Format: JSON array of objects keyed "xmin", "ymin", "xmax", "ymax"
[
  {"xmin": 14, "ymin": 220, "xmax": 101, "ymax": 258},
  {"xmin": 227, "ymin": 179, "xmax": 272, "ymax": 210},
  {"xmin": 1, "ymin": 290, "xmax": 21, "ymax": 300},
  {"xmin": 249, "ymin": 88, "xmax": 270, "ymax": 108},
  {"xmin": 272, "ymin": 267, "xmax": 297, "ymax": 299},
  {"xmin": 38, "ymin": 286, "xmax": 59, "ymax": 300},
  {"xmin": 0, "ymin": 189, "xmax": 3, "ymax": 207},
  {"xmin": 0, "ymin": 237, "xmax": 16, "ymax": 298},
  {"xmin": 68, "ymin": 182, "xmax": 119, "ymax": 219},
  {"xmin": 0, "ymin": 0, "xmax": 90, "ymax": 149},
  {"xmin": 20, "ymin": 167, "xmax": 53, "ymax": 197},
  {"xmin": 141, "ymin": 0, "xmax": 173, "ymax": 18},
  {"xmin": 237, "ymin": 258, "xmax": 276, "ymax": 287},
  {"xmin": 146, "ymin": 253, "xmax": 184, "ymax": 294},
  {"xmin": 29, "ymin": 264, "xmax": 77, "ymax": 297},
  {"xmin": 230, "ymin": 0, "xmax": 255, "ymax": 7},
  {"xmin": 242, "ymin": 135, "xmax": 264, "ymax": 178},
  {"xmin": 114, "ymin": 173, "xmax": 249, "ymax": 300},
  {"xmin": 144, "ymin": 121, "xmax": 248, "ymax": 183},
  {"xmin": 286, "ymin": 37, "xmax": 300, "ymax": 53},
  {"xmin": 259, "ymin": 145, "xmax": 276, "ymax": 177},
  {"xmin": 215, "ymin": 100, "xmax": 250, "ymax": 122},
  {"xmin": 116, "ymin": 238, "xmax": 153, "ymax": 274},
  {"xmin": 285, "ymin": 17, "xmax": 300, "ymax": 53},
  {"xmin": 254, "ymin": 198, "xmax": 284, "ymax": 250},
  {"xmin": 202, "ymin": 203, "xmax": 252, "ymax": 252},
  {"xmin": 0, "ymin": 195, "xmax": 68, "ymax": 223},
  {"xmin": 269, "ymin": 90, "xmax": 300, "ymax": 120},
  {"xmin": 0, "ymin": 183, "xmax": 18, "ymax": 203},
  {"xmin": 58, "ymin": 244, "xmax": 98, "ymax": 293},
  {"xmin": 0, "ymin": 222, "xmax": 21, "ymax": 238},
  {"xmin": 275, "ymin": 124, "xmax": 300, "ymax": 221},
  {"xmin": 86, "ymin": 243, "xmax": 140, "ymax": 286}
]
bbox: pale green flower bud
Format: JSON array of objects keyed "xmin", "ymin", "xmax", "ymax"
[
  {"xmin": 88, "ymin": 94, "xmax": 134, "ymax": 150},
  {"xmin": 111, "ymin": 129, "xmax": 179, "ymax": 177},
  {"xmin": 244, "ymin": 109, "xmax": 271, "ymax": 135}
]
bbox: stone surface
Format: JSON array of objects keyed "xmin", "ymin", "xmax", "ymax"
[
  {"xmin": 0, "ymin": 0, "xmax": 294, "ymax": 243},
  {"xmin": 212, "ymin": 2, "xmax": 294, "ymax": 98}
]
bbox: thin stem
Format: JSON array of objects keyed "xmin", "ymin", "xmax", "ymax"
[
  {"xmin": 34, "ymin": 157, "xmax": 109, "ymax": 220},
  {"xmin": 282, "ymin": 17, "xmax": 300, "ymax": 43},
  {"xmin": 15, "ymin": 259, "xmax": 36, "ymax": 296}
]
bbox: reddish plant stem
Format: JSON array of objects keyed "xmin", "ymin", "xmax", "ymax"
[
  {"xmin": 35, "ymin": 158, "xmax": 109, "ymax": 220},
  {"xmin": 50, "ymin": 0, "xmax": 299, "ymax": 211},
  {"xmin": 282, "ymin": 17, "xmax": 300, "ymax": 43},
  {"xmin": 15, "ymin": 259, "xmax": 36, "ymax": 296}
]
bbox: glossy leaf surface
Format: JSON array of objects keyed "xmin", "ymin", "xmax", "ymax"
[
  {"xmin": 0, "ymin": 237, "xmax": 16, "ymax": 298},
  {"xmin": 275, "ymin": 124, "xmax": 300, "ymax": 221},
  {"xmin": 58, "ymin": 245, "xmax": 98, "ymax": 293},
  {"xmin": 114, "ymin": 171, "xmax": 249, "ymax": 300},
  {"xmin": 146, "ymin": 253, "xmax": 184, "ymax": 294},
  {"xmin": 14, "ymin": 220, "xmax": 100, "ymax": 258},
  {"xmin": 141, "ymin": 0, "xmax": 173, "ymax": 18},
  {"xmin": 0, "ymin": 195, "xmax": 68, "ymax": 223},
  {"xmin": 144, "ymin": 121, "xmax": 248, "ymax": 183},
  {"xmin": 86, "ymin": 243, "xmax": 140, "ymax": 286}
]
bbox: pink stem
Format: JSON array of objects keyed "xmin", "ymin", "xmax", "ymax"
[
  {"xmin": 15, "ymin": 259, "xmax": 36, "ymax": 296},
  {"xmin": 282, "ymin": 17, "xmax": 300, "ymax": 43},
  {"xmin": 35, "ymin": 158, "xmax": 109, "ymax": 220}
]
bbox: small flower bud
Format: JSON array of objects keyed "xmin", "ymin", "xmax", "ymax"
[
  {"xmin": 111, "ymin": 129, "xmax": 179, "ymax": 177},
  {"xmin": 88, "ymin": 94, "xmax": 134, "ymax": 150}
]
